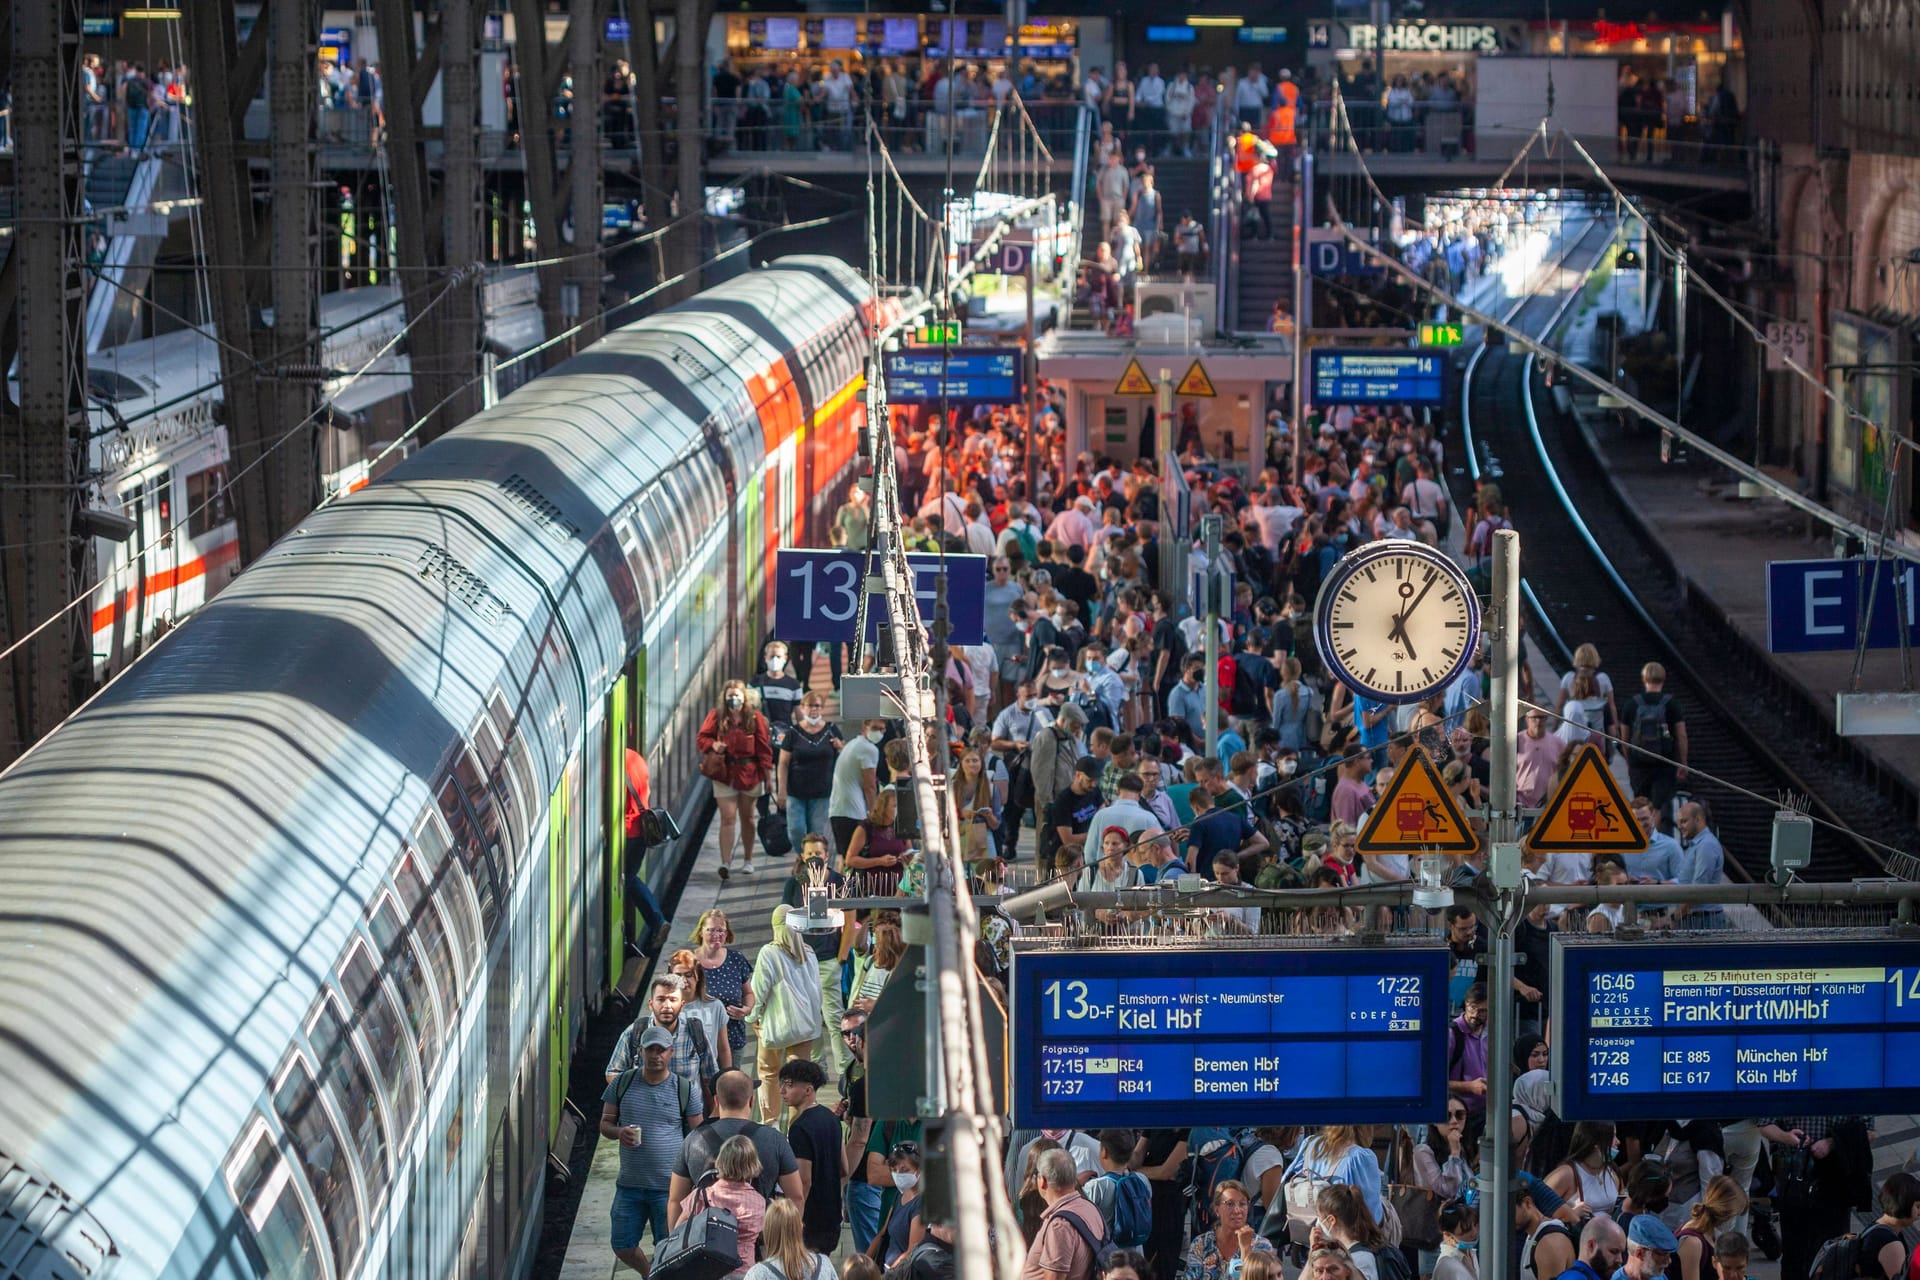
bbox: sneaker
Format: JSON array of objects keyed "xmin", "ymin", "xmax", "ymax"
[{"xmin": 742, "ymin": 862, "xmax": 757, "ymax": 876}]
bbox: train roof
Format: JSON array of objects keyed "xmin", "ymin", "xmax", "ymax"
[{"xmin": 0, "ymin": 259, "xmax": 871, "ymax": 1276}]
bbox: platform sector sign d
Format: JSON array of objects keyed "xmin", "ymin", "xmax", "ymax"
[
  {"xmin": 1356, "ymin": 744, "xmax": 1477, "ymax": 853},
  {"xmin": 1523, "ymin": 743, "xmax": 1646, "ymax": 854},
  {"xmin": 1551, "ymin": 935, "xmax": 1920, "ymax": 1121},
  {"xmin": 1011, "ymin": 943, "xmax": 1451, "ymax": 1130},
  {"xmin": 774, "ymin": 549, "xmax": 987, "ymax": 645}
]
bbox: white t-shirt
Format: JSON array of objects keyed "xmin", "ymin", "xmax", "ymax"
[
  {"xmin": 1243, "ymin": 1143, "xmax": 1287, "ymax": 1206},
  {"xmin": 745, "ymin": 1254, "xmax": 836, "ymax": 1280},
  {"xmin": 829, "ymin": 736, "xmax": 882, "ymax": 820},
  {"xmin": 1020, "ymin": 1131, "xmax": 1105, "ymax": 1180}
]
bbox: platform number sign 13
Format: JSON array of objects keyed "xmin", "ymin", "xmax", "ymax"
[{"xmin": 1313, "ymin": 540, "xmax": 1481, "ymax": 704}]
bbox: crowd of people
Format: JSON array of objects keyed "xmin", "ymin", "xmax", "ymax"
[
  {"xmin": 79, "ymin": 53, "xmax": 189, "ymax": 151},
  {"xmin": 585, "ymin": 251, "xmax": 1819, "ymax": 1280}
]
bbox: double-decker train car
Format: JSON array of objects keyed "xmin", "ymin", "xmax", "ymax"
[{"xmin": 0, "ymin": 256, "xmax": 894, "ymax": 1280}]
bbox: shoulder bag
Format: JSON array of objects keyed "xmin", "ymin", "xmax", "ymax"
[{"xmin": 652, "ymin": 1171, "xmax": 742, "ymax": 1280}]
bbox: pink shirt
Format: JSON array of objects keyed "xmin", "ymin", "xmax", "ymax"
[
  {"xmin": 1514, "ymin": 732, "xmax": 1567, "ymax": 807},
  {"xmin": 682, "ymin": 1180, "xmax": 767, "ymax": 1268}
]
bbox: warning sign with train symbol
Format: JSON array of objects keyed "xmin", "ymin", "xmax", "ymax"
[
  {"xmin": 1356, "ymin": 745, "xmax": 1478, "ymax": 853},
  {"xmin": 1523, "ymin": 743, "xmax": 1648, "ymax": 854}
]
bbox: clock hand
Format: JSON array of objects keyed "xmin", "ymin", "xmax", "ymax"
[{"xmin": 1389, "ymin": 611, "xmax": 1418, "ymax": 660}]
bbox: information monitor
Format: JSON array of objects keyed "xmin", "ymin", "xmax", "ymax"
[
  {"xmin": 1010, "ymin": 944, "xmax": 1450, "ymax": 1130},
  {"xmin": 1552, "ymin": 936, "xmax": 1920, "ymax": 1120}
]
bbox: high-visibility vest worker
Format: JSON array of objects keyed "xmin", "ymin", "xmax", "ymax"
[
  {"xmin": 1266, "ymin": 78, "xmax": 1299, "ymax": 147},
  {"xmin": 1235, "ymin": 128, "xmax": 1259, "ymax": 174}
]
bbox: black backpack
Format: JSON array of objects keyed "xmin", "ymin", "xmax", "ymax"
[
  {"xmin": 1630, "ymin": 693, "xmax": 1674, "ymax": 757},
  {"xmin": 1806, "ymin": 1233, "xmax": 1863, "ymax": 1280}
]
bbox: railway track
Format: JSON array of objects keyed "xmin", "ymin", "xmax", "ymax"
[{"xmin": 1452, "ymin": 214, "xmax": 1903, "ymax": 882}]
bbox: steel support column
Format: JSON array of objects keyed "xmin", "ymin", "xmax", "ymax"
[
  {"xmin": 376, "ymin": 0, "xmax": 456, "ymax": 437},
  {"xmin": 509, "ymin": 0, "xmax": 570, "ymax": 353},
  {"xmin": 569, "ymin": 0, "xmax": 605, "ymax": 345},
  {"xmin": 672, "ymin": 0, "xmax": 710, "ymax": 301},
  {"xmin": 263, "ymin": 0, "xmax": 319, "ymax": 531},
  {"xmin": 439, "ymin": 0, "xmax": 486, "ymax": 428},
  {"xmin": 0, "ymin": 0, "xmax": 89, "ymax": 760},
  {"xmin": 185, "ymin": 0, "xmax": 273, "ymax": 561}
]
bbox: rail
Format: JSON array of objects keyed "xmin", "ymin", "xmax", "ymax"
[
  {"xmin": 1465, "ymin": 216, "xmax": 1895, "ymax": 880},
  {"xmin": 704, "ymin": 95, "xmax": 1083, "ymax": 157},
  {"xmin": 1300, "ymin": 101, "xmax": 1755, "ymax": 172}
]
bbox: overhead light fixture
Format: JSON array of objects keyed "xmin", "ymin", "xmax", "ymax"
[
  {"xmin": 123, "ymin": 8, "xmax": 184, "ymax": 18},
  {"xmin": 1186, "ymin": 16, "xmax": 1246, "ymax": 26}
]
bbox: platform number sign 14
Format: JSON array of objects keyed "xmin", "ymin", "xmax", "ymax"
[{"xmin": 1314, "ymin": 540, "xmax": 1482, "ymax": 703}]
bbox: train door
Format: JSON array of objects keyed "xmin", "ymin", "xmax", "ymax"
[{"xmin": 604, "ymin": 670, "xmax": 630, "ymax": 995}]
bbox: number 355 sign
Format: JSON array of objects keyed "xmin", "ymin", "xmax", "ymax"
[{"xmin": 774, "ymin": 549, "xmax": 988, "ymax": 645}]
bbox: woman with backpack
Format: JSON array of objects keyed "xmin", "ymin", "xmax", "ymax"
[
  {"xmin": 1272, "ymin": 658, "xmax": 1322, "ymax": 755},
  {"xmin": 748, "ymin": 906, "xmax": 825, "ymax": 1122},
  {"xmin": 1557, "ymin": 643, "xmax": 1620, "ymax": 746},
  {"xmin": 1181, "ymin": 1181, "xmax": 1277, "ymax": 1280},
  {"xmin": 1847, "ymin": 1170, "xmax": 1920, "ymax": 1280},
  {"xmin": 1312, "ymin": 1185, "xmax": 1400, "ymax": 1280},
  {"xmin": 1282, "ymin": 1127, "xmax": 1386, "ymax": 1235}
]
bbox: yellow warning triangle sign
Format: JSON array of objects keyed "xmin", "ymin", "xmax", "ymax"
[
  {"xmin": 1175, "ymin": 359, "xmax": 1217, "ymax": 397},
  {"xmin": 1356, "ymin": 744, "xmax": 1478, "ymax": 854},
  {"xmin": 1113, "ymin": 357, "xmax": 1155, "ymax": 396},
  {"xmin": 1523, "ymin": 743, "xmax": 1648, "ymax": 854}
]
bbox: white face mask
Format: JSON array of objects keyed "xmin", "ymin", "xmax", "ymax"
[
  {"xmin": 866, "ymin": 729, "xmax": 886, "ymax": 744},
  {"xmin": 768, "ymin": 656, "xmax": 786, "ymax": 672},
  {"xmin": 892, "ymin": 1172, "xmax": 920, "ymax": 1191},
  {"xmin": 802, "ymin": 711, "xmax": 824, "ymax": 726},
  {"xmin": 726, "ymin": 694, "xmax": 744, "ymax": 709},
  {"xmin": 1280, "ymin": 759, "xmax": 1299, "ymax": 776}
]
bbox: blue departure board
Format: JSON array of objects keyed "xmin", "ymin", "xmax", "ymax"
[
  {"xmin": 1552, "ymin": 937, "xmax": 1920, "ymax": 1120},
  {"xmin": 1310, "ymin": 351, "xmax": 1447, "ymax": 405},
  {"xmin": 883, "ymin": 348, "xmax": 1024, "ymax": 404},
  {"xmin": 1010, "ymin": 945, "xmax": 1451, "ymax": 1129}
]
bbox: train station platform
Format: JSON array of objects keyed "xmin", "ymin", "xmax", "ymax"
[{"xmin": 1565, "ymin": 406, "xmax": 1920, "ymax": 829}]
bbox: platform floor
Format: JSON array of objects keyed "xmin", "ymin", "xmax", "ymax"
[{"xmin": 1575, "ymin": 417, "xmax": 1920, "ymax": 809}]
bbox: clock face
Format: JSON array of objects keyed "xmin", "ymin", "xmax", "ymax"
[{"xmin": 1314, "ymin": 541, "xmax": 1481, "ymax": 704}]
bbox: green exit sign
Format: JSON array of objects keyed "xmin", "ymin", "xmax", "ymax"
[
  {"xmin": 1419, "ymin": 322, "xmax": 1464, "ymax": 347},
  {"xmin": 915, "ymin": 323, "xmax": 960, "ymax": 345}
]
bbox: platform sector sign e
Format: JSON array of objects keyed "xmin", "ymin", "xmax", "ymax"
[
  {"xmin": 1010, "ymin": 943, "xmax": 1451, "ymax": 1130},
  {"xmin": 1551, "ymin": 936, "xmax": 1920, "ymax": 1121}
]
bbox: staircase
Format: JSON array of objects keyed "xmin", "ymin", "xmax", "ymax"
[
  {"xmin": 1234, "ymin": 178, "xmax": 1295, "ymax": 333},
  {"xmin": 81, "ymin": 143, "xmax": 179, "ymax": 352},
  {"xmin": 1146, "ymin": 157, "xmax": 1210, "ymax": 248}
]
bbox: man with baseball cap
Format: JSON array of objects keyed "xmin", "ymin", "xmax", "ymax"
[
  {"xmin": 601, "ymin": 1023, "xmax": 704, "ymax": 1274},
  {"xmin": 1041, "ymin": 756, "xmax": 1105, "ymax": 881}
]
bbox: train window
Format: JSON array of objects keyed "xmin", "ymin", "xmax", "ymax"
[
  {"xmin": 187, "ymin": 465, "xmax": 232, "ymax": 538},
  {"xmin": 411, "ymin": 809, "xmax": 450, "ymax": 873},
  {"xmin": 488, "ymin": 691, "xmax": 541, "ymax": 851},
  {"xmin": 453, "ymin": 748, "xmax": 507, "ymax": 879},
  {"xmin": 644, "ymin": 485, "xmax": 684, "ymax": 566},
  {"xmin": 224, "ymin": 1124, "xmax": 326, "ymax": 1280},
  {"xmin": 305, "ymin": 993, "xmax": 391, "ymax": 1212},
  {"xmin": 368, "ymin": 895, "xmax": 442, "ymax": 1066},
  {"xmin": 397, "ymin": 850, "xmax": 468, "ymax": 1000},
  {"xmin": 471, "ymin": 716, "xmax": 524, "ymax": 860},
  {"xmin": 440, "ymin": 777, "xmax": 499, "ymax": 937},
  {"xmin": 338, "ymin": 941, "xmax": 421, "ymax": 1136},
  {"xmin": 271, "ymin": 1055, "xmax": 365, "ymax": 1280}
]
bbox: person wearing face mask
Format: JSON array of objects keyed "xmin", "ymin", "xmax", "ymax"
[
  {"xmin": 1433, "ymin": 1202, "xmax": 1481, "ymax": 1280},
  {"xmin": 875, "ymin": 1143, "xmax": 927, "ymax": 1266},
  {"xmin": 752, "ymin": 641, "xmax": 805, "ymax": 736},
  {"xmin": 1082, "ymin": 649, "xmax": 1128, "ymax": 730},
  {"xmin": 829, "ymin": 719, "xmax": 889, "ymax": 862},
  {"xmin": 699, "ymin": 679, "xmax": 775, "ymax": 879},
  {"xmin": 780, "ymin": 834, "xmax": 851, "ymax": 1072},
  {"xmin": 1546, "ymin": 1126, "xmax": 1623, "ymax": 1220},
  {"xmin": 778, "ymin": 695, "xmax": 844, "ymax": 852}
]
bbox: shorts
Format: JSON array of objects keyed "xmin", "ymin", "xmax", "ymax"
[
  {"xmin": 611, "ymin": 1185, "xmax": 670, "ymax": 1250},
  {"xmin": 713, "ymin": 779, "xmax": 765, "ymax": 799}
]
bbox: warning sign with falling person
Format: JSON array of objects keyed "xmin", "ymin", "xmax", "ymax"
[
  {"xmin": 1523, "ymin": 743, "xmax": 1648, "ymax": 854},
  {"xmin": 1356, "ymin": 745, "xmax": 1479, "ymax": 853}
]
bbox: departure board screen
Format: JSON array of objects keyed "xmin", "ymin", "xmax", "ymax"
[
  {"xmin": 1552, "ymin": 937, "xmax": 1920, "ymax": 1120},
  {"xmin": 1010, "ymin": 945, "xmax": 1450, "ymax": 1129}
]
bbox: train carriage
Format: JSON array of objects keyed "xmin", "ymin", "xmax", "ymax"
[{"xmin": 0, "ymin": 256, "xmax": 896, "ymax": 1280}]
